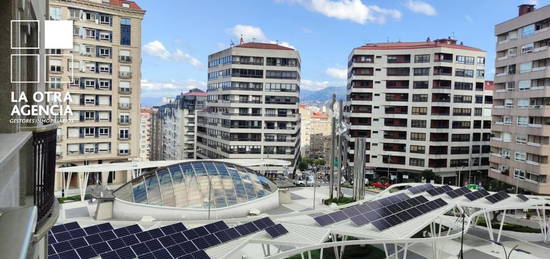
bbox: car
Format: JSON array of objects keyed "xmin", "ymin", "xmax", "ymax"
[{"xmin": 371, "ymin": 181, "xmax": 391, "ymax": 189}]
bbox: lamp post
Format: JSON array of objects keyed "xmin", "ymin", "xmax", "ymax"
[{"xmin": 313, "ymin": 165, "xmax": 317, "ymax": 210}]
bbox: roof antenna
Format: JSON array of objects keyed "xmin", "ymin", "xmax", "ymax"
[
  {"xmin": 230, "ymin": 40, "xmax": 234, "ymax": 47},
  {"xmin": 276, "ymin": 40, "xmax": 279, "ymax": 45},
  {"xmin": 240, "ymin": 34, "xmax": 244, "ymax": 44}
]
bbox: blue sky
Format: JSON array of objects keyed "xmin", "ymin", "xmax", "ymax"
[{"xmin": 138, "ymin": 0, "xmax": 544, "ymax": 105}]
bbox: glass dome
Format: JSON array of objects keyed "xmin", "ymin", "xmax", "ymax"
[{"xmin": 113, "ymin": 161, "xmax": 278, "ymax": 209}]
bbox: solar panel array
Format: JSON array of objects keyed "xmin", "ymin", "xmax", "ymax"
[
  {"xmin": 445, "ymin": 187, "xmax": 472, "ymax": 199},
  {"xmin": 313, "ymin": 193, "xmax": 409, "ymax": 226},
  {"xmin": 464, "ymin": 189, "xmax": 491, "ymax": 201},
  {"xmin": 408, "ymin": 184, "xmax": 435, "ymax": 194},
  {"xmin": 485, "ymin": 191, "xmax": 510, "ymax": 204},
  {"xmin": 48, "ymin": 217, "xmax": 280, "ymax": 259},
  {"xmin": 517, "ymin": 194, "xmax": 529, "ymax": 201},
  {"xmin": 426, "ymin": 185, "xmax": 453, "ymax": 196},
  {"xmin": 367, "ymin": 198, "xmax": 448, "ymax": 231},
  {"xmin": 265, "ymin": 224, "xmax": 289, "ymax": 238}
]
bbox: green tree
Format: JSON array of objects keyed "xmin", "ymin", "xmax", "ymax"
[{"xmin": 422, "ymin": 169, "xmax": 435, "ymax": 182}]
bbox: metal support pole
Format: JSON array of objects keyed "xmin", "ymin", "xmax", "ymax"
[
  {"xmin": 497, "ymin": 210, "xmax": 507, "ymax": 243},
  {"xmin": 329, "ymin": 94, "xmax": 336, "ymax": 200},
  {"xmin": 207, "ymin": 176, "xmax": 212, "ymax": 220},
  {"xmin": 336, "ymin": 99, "xmax": 343, "ymax": 199},
  {"xmin": 352, "ymin": 138, "xmax": 366, "ymax": 201},
  {"xmin": 313, "ymin": 167, "xmax": 317, "ymax": 210}
]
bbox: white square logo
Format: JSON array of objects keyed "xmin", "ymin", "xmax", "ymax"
[{"xmin": 45, "ymin": 20, "xmax": 73, "ymax": 49}]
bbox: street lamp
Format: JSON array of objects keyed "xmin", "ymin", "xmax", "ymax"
[{"xmin": 491, "ymin": 241, "xmax": 531, "ymax": 259}]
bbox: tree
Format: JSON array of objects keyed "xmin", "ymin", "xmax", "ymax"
[
  {"xmin": 422, "ymin": 169, "xmax": 435, "ymax": 182},
  {"xmin": 298, "ymin": 158, "xmax": 308, "ymax": 171}
]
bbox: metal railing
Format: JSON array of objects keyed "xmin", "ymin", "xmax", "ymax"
[{"xmin": 32, "ymin": 129, "xmax": 57, "ymax": 228}]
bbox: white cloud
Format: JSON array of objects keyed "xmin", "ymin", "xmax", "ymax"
[
  {"xmin": 277, "ymin": 0, "xmax": 401, "ymax": 24},
  {"xmin": 229, "ymin": 24, "xmax": 295, "ymax": 49},
  {"xmin": 140, "ymin": 79, "xmax": 206, "ymax": 98},
  {"xmin": 143, "ymin": 40, "xmax": 203, "ymax": 67},
  {"xmin": 404, "ymin": 0, "xmax": 436, "ymax": 16},
  {"xmin": 325, "ymin": 68, "xmax": 347, "ymax": 80},
  {"xmin": 528, "ymin": 0, "xmax": 538, "ymax": 5},
  {"xmin": 301, "ymin": 79, "xmax": 345, "ymax": 90}
]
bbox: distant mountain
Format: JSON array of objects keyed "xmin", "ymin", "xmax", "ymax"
[
  {"xmin": 300, "ymin": 86, "xmax": 346, "ymax": 102},
  {"xmin": 141, "ymin": 96, "xmax": 165, "ymax": 107}
]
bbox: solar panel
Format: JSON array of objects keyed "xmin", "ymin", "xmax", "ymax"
[
  {"xmin": 191, "ymin": 250, "xmax": 211, "ymax": 259},
  {"xmin": 465, "ymin": 191, "xmax": 482, "ymax": 201},
  {"xmin": 108, "ymin": 238, "xmax": 125, "ymax": 250},
  {"xmin": 350, "ymin": 215, "xmax": 369, "ymax": 226},
  {"xmin": 69, "ymin": 237, "xmax": 88, "ymax": 249},
  {"xmin": 313, "ymin": 214, "xmax": 335, "ymax": 226},
  {"xmin": 265, "ymin": 224, "xmax": 289, "ymax": 238},
  {"xmin": 342, "ymin": 206, "xmax": 360, "ymax": 217},
  {"xmin": 83, "ymin": 225, "xmax": 101, "ymax": 235},
  {"xmin": 328, "ymin": 211, "xmax": 348, "ymax": 223},
  {"xmin": 224, "ymin": 228, "xmax": 240, "ymax": 240},
  {"xmin": 371, "ymin": 218, "xmax": 391, "ymax": 231},
  {"xmin": 92, "ymin": 242, "xmax": 111, "ymax": 254},
  {"xmin": 408, "ymin": 183, "xmax": 434, "ymax": 194},
  {"xmin": 96, "ymin": 223, "xmax": 113, "ymax": 232},
  {"xmin": 144, "ymin": 239, "xmax": 163, "ymax": 251},
  {"xmin": 166, "ymin": 244, "xmax": 186, "ymax": 258},
  {"xmin": 478, "ymin": 189, "xmax": 490, "ymax": 196},
  {"xmin": 130, "ymin": 243, "xmax": 150, "ymax": 256},
  {"xmin": 485, "ymin": 191, "xmax": 510, "ymax": 204},
  {"xmin": 180, "ymin": 240, "xmax": 198, "ymax": 253},
  {"xmin": 115, "ymin": 247, "xmax": 135, "ymax": 258},
  {"xmin": 517, "ymin": 194, "xmax": 529, "ymax": 201},
  {"xmin": 446, "ymin": 187, "xmax": 471, "ymax": 198}
]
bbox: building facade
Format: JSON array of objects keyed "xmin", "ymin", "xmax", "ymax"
[
  {"xmin": 197, "ymin": 42, "xmax": 301, "ymax": 174},
  {"xmin": 299, "ymin": 105, "xmax": 331, "ymax": 158},
  {"xmin": 490, "ymin": 4, "xmax": 550, "ymax": 194},
  {"xmin": 157, "ymin": 89, "xmax": 206, "ymax": 160},
  {"xmin": 48, "ymin": 0, "xmax": 145, "ymax": 191},
  {"xmin": 345, "ymin": 39, "xmax": 493, "ymax": 184},
  {"xmin": 139, "ymin": 107, "xmax": 152, "ymax": 160}
]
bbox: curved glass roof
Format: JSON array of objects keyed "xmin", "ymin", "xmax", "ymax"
[{"xmin": 113, "ymin": 161, "xmax": 278, "ymax": 209}]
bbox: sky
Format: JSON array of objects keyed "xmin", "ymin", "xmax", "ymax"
[{"xmin": 137, "ymin": 0, "xmax": 544, "ymax": 105}]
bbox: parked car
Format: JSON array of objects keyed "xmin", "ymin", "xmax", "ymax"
[{"xmin": 371, "ymin": 181, "xmax": 391, "ymax": 189}]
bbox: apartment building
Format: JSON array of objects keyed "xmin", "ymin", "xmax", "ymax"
[
  {"xmin": 196, "ymin": 42, "xmax": 301, "ymax": 174},
  {"xmin": 48, "ymin": 0, "xmax": 144, "ymax": 191},
  {"xmin": 299, "ymin": 104, "xmax": 331, "ymax": 157},
  {"xmin": 139, "ymin": 107, "xmax": 152, "ymax": 160},
  {"xmin": 490, "ymin": 4, "xmax": 550, "ymax": 194},
  {"xmin": 345, "ymin": 38, "xmax": 493, "ymax": 185},
  {"xmin": 157, "ymin": 89, "xmax": 206, "ymax": 160}
]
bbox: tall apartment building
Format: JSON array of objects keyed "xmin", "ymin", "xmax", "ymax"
[
  {"xmin": 490, "ymin": 4, "xmax": 550, "ymax": 194},
  {"xmin": 157, "ymin": 89, "xmax": 206, "ymax": 160},
  {"xmin": 345, "ymin": 39, "xmax": 493, "ymax": 185},
  {"xmin": 48, "ymin": 0, "xmax": 144, "ymax": 191},
  {"xmin": 197, "ymin": 42, "xmax": 301, "ymax": 174},
  {"xmin": 139, "ymin": 107, "xmax": 152, "ymax": 160},
  {"xmin": 299, "ymin": 105, "xmax": 331, "ymax": 157}
]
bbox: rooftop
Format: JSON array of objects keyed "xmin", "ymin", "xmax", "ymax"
[
  {"xmin": 356, "ymin": 38, "xmax": 484, "ymax": 52},
  {"xmin": 108, "ymin": 0, "xmax": 143, "ymax": 11},
  {"xmin": 311, "ymin": 112, "xmax": 329, "ymax": 119},
  {"xmin": 236, "ymin": 42, "xmax": 295, "ymax": 51}
]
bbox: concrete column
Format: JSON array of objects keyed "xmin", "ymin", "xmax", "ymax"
[{"xmin": 353, "ymin": 138, "xmax": 366, "ymax": 201}]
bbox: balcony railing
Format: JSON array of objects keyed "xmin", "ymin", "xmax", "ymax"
[
  {"xmin": 119, "ymin": 87, "xmax": 132, "ymax": 94},
  {"xmin": 119, "ymin": 103, "xmax": 131, "ymax": 109},
  {"xmin": 32, "ymin": 129, "xmax": 57, "ymax": 228},
  {"xmin": 119, "ymin": 71, "xmax": 132, "ymax": 79},
  {"xmin": 119, "ymin": 56, "xmax": 132, "ymax": 63}
]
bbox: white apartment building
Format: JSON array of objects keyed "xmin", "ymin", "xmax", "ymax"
[
  {"xmin": 197, "ymin": 42, "xmax": 301, "ymax": 174},
  {"xmin": 345, "ymin": 38, "xmax": 493, "ymax": 185},
  {"xmin": 299, "ymin": 105, "xmax": 331, "ymax": 158},
  {"xmin": 159, "ymin": 89, "xmax": 206, "ymax": 160},
  {"xmin": 491, "ymin": 4, "xmax": 550, "ymax": 194},
  {"xmin": 139, "ymin": 107, "xmax": 152, "ymax": 160},
  {"xmin": 48, "ymin": 0, "xmax": 144, "ymax": 191}
]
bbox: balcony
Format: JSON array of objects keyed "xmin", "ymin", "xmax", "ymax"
[
  {"xmin": 119, "ymin": 103, "xmax": 131, "ymax": 109},
  {"xmin": 118, "ymin": 118, "xmax": 131, "ymax": 125},
  {"xmin": 119, "ymin": 56, "xmax": 132, "ymax": 63},
  {"xmin": 119, "ymin": 71, "xmax": 132, "ymax": 79},
  {"xmin": 119, "ymin": 87, "xmax": 132, "ymax": 94}
]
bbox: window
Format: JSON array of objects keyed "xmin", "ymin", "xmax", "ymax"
[
  {"xmin": 99, "ymin": 32, "xmax": 111, "ymax": 41},
  {"xmin": 410, "ymin": 132, "xmax": 426, "ymax": 141},
  {"xmin": 451, "ymin": 146, "xmax": 469, "ymax": 154},
  {"xmin": 413, "ymin": 81, "xmax": 429, "ymax": 89},
  {"xmin": 84, "ymin": 95, "xmax": 95, "ymax": 105},
  {"xmin": 119, "ymin": 128, "xmax": 130, "ymax": 139},
  {"xmin": 84, "ymin": 127, "xmax": 95, "ymax": 136},
  {"xmin": 520, "ymin": 62, "xmax": 532, "ymax": 73},
  {"xmin": 518, "ymin": 80, "xmax": 530, "ymax": 90},
  {"xmin": 120, "ymin": 18, "xmax": 131, "ymax": 45},
  {"xmin": 266, "ymin": 70, "xmax": 299, "ymax": 79},
  {"xmin": 50, "ymin": 7, "xmax": 62, "ymax": 20},
  {"xmin": 518, "ymin": 99, "xmax": 529, "ymax": 108},
  {"xmin": 99, "ymin": 64, "xmax": 110, "ymax": 73},
  {"xmin": 409, "ymin": 158, "xmax": 425, "ymax": 167},
  {"xmin": 98, "ymin": 128, "xmax": 110, "ymax": 137},
  {"xmin": 455, "ymin": 69, "xmax": 474, "ymax": 77},
  {"xmin": 99, "ymin": 80, "xmax": 110, "ymax": 89},
  {"xmin": 522, "ymin": 24, "xmax": 535, "ymax": 38},
  {"xmin": 505, "ymin": 99, "xmax": 513, "ymax": 108},
  {"xmin": 456, "ymin": 55, "xmax": 475, "ymax": 65},
  {"xmin": 410, "ymin": 145, "xmax": 425, "ymax": 154},
  {"xmin": 412, "ymin": 94, "xmax": 428, "ymax": 102},
  {"xmin": 453, "ymin": 108, "xmax": 471, "ymax": 116},
  {"xmin": 454, "ymin": 82, "xmax": 473, "ymax": 90},
  {"xmin": 517, "ymin": 116, "xmax": 529, "ymax": 125},
  {"xmin": 477, "ymin": 57, "xmax": 485, "ymax": 64},
  {"xmin": 411, "ymin": 107, "xmax": 427, "ymax": 115},
  {"xmin": 414, "ymin": 54, "xmax": 430, "ymax": 63},
  {"xmin": 503, "ymin": 116, "xmax": 512, "ymax": 124},
  {"xmin": 49, "ymin": 77, "xmax": 61, "ymax": 89},
  {"xmin": 99, "ymin": 15, "xmax": 111, "ymax": 25},
  {"xmin": 413, "ymin": 67, "xmax": 430, "ymax": 76},
  {"xmin": 452, "ymin": 134, "xmax": 470, "ymax": 142},
  {"xmin": 411, "ymin": 120, "xmax": 426, "ymax": 128},
  {"xmin": 452, "ymin": 121, "xmax": 471, "ymax": 129},
  {"xmin": 98, "ymin": 48, "xmax": 111, "ymax": 57},
  {"xmin": 476, "ymin": 70, "xmax": 485, "ymax": 78},
  {"xmin": 453, "ymin": 95, "xmax": 472, "ymax": 103},
  {"xmin": 521, "ymin": 43, "xmax": 534, "ymax": 54},
  {"xmin": 515, "ymin": 152, "xmax": 527, "ymax": 161},
  {"xmin": 517, "ymin": 134, "xmax": 527, "ymax": 144}
]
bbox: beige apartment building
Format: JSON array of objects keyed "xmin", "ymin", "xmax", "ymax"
[
  {"xmin": 139, "ymin": 107, "xmax": 152, "ymax": 160},
  {"xmin": 345, "ymin": 39, "xmax": 493, "ymax": 184},
  {"xmin": 299, "ymin": 104, "xmax": 331, "ymax": 157},
  {"xmin": 48, "ymin": 0, "xmax": 144, "ymax": 191},
  {"xmin": 197, "ymin": 42, "xmax": 301, "ymax": 174},
  {"xmin": 490, "ymin": 4, "xmax": 550, "ymax": 194}
]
